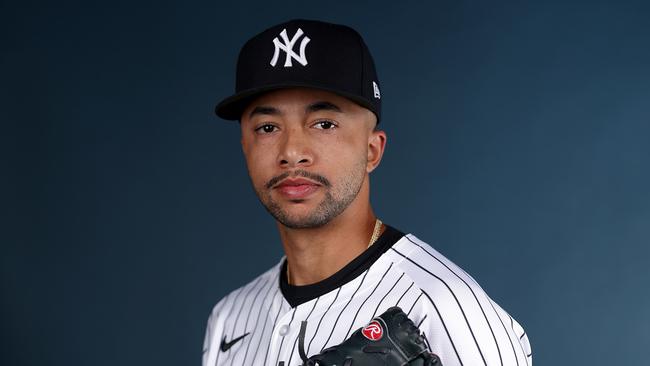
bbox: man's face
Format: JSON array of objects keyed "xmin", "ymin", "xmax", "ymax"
[{"xmin": 240, "ymin": 88, "xmax": 384, "ymax": 229}]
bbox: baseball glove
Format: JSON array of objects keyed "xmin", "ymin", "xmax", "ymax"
[{"xmin": 300, "ymin": 306, "xmax": 442, "ymax": 366}]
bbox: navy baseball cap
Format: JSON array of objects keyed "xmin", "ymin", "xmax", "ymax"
[{"xmin": 215, "ymin": 19, "xmax": 382, "ymax": 122}]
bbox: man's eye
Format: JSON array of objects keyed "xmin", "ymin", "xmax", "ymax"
[
  {"xmin": 255, "ymin": 124, "xmax": 277, "ymax": 133},
  {"xmin": 314, "ymin": 120, "xmax": 336, "ymax": 130}
]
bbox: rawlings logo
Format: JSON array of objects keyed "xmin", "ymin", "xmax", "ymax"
[{"xmin": 361, "ymin": 320, "xmax": 383, "ymax": 341}]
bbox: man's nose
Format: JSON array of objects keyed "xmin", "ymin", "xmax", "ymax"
[{"xmin": 278, "ymin": 127, "xmax": 314, "ymax": 168}]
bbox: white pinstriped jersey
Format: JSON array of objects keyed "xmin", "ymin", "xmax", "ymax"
[{"xmin": 202, "ymin": 230, "xmax": 532, "ymax": 366}]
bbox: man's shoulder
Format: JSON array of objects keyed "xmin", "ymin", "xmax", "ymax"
[
  {"xmin": 207, "ymin": 259, "xmax": 282, "ymax": 318},
  {"xmin": 386, "ymin": 233, "xmax": 487, "ymax": 298},
  {"xmin": 384, "ymin": 233, "xmax": 531, "ymax": 366}
]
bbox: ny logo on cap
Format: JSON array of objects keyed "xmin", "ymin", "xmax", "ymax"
[{"xmin": 270, "ymin": 28, "xmax": 310, "ymax": 67}]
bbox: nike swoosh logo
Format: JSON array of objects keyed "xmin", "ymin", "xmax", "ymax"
[{"xmin": 220, "ymin": 333, "xmax": 250, "ymax": 352}]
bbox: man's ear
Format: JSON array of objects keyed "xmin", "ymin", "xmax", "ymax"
[{"xmin": 367, "ymin": 129, "xmax": 387, "ymax": 173}]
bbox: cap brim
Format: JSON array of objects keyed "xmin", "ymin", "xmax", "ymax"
[{"xmin": 215, "ymin": 82, "xmax": 378, "ymax": 121}]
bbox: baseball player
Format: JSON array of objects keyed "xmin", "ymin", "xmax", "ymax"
[{"xmin": 202, "ymin": 19, "xmax": 532, "ymax": 366}]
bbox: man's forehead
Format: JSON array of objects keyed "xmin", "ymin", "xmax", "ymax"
[
  {"xmin": 242, "ymin": 88, "xmax": 352, "ymax": 117},
  {"xmin": 249, "ymin": 88, "xmax": 346, "ymax": 106}
]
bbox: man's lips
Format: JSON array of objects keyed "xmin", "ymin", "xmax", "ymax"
[{"xmin": 274, "ymin": 178, "xmax": 321, "ymax": 199}]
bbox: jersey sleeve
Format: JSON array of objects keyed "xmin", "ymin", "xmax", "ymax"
[
  {"xmin": 202, "ymin": 294, "xmax": 231, "ymax": 366},
  {"xmin": 392, "ymin": 235, "xmax": 532, "ymax": 366},
  {"xmin": 492, "ymin": 299, "xmax": 533, "ymax": 366},
  {"xmin": 409, "ymin": 275, "xmax": 531, "ymax": 366}
]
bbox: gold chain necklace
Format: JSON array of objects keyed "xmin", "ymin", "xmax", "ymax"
[{"xmin": 286, "ymin": 218, "xmax": 383, "ymax": 285}]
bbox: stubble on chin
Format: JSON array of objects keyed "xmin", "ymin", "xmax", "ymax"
[
  {"xmin": 263, "ymin": 190, "xmax": 340, "ymax": 229},
  {"xmin": 254, "ymin": 163, "xmax": 366, "ymax": 229}
]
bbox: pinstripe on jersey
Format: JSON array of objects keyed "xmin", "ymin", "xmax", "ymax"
[{"xmin": 202, "ymin": 232, "xmax": 532, "ymax": 366}]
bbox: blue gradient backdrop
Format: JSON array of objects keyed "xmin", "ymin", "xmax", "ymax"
[{"xmin": 3, "ymin": 1, "xmax": 649, "ymax": 365}]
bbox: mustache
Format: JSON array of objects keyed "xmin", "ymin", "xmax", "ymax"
[{"xmin": 265, "ymin": 170, "xmax": 331, "ymax": 189}]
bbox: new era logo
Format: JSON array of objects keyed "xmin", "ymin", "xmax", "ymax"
[
  {"xmin": 270, "ymin": 28, "xmax": 311, "ymax": 67},
  {"xmin": 373, "ymin": 81, "xmax": 381, "ymax": 99}
]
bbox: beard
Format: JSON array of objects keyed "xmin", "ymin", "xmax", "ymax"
[{"xmin": 252, "ymin": 161, "xmax": 367, "ymax": 229}]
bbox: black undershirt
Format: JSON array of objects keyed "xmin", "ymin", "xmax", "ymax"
[{"xmin": 279, "ymin": 224, "xmax": 405, "ymax": 308}]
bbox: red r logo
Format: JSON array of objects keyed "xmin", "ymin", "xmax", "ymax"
[{"xmin": 361, "ymin": 320, "xmax": 383, "ymax": 341}]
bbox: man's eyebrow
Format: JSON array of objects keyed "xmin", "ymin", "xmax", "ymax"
[
  {"xmin": 249, "ymin": 106, "xmax": 281, "ymax": 119},
  {"xmin": 306, "ymin": 101, "xmax": 342, "ymax": 114}
]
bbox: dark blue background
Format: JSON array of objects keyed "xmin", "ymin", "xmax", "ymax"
[{"xmin": 3, "ymin": 1, "xmax": 649, "ymax": 365}]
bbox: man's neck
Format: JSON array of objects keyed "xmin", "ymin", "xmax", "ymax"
[{"xmin": 278, "ymin": 204, "xmax": 380, "ymax": 286}]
